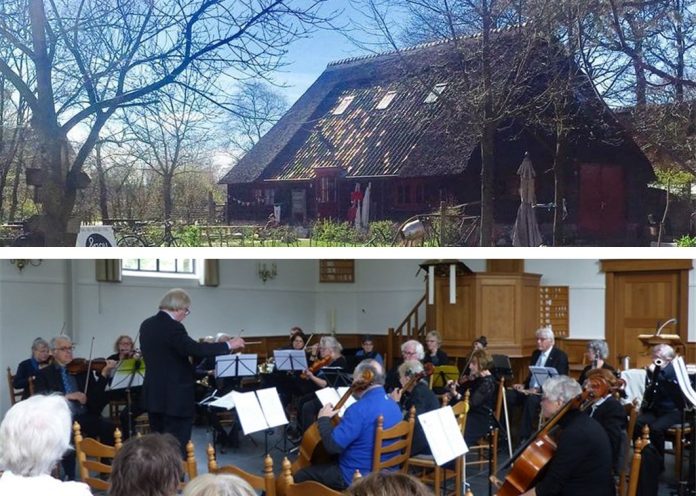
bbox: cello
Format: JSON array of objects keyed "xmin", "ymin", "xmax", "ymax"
[{"xmin": 291, "ymin": 368, "xmax": 375, "ymax": 473}]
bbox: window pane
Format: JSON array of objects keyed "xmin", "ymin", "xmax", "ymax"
[
  {"xmin": 123, "ymin": 259, "xmax": 139, "ymax": 270},
  {"xmin": 159, "ymin": 259, "xmax": 176, "ymax": 272},
  {"xmin": 140, "ymin": 259, "xmax": 157, "ymax": 271}
]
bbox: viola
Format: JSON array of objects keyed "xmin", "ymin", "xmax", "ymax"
[
  {"xmin": 403, "ymin": 362, "xmax": 434, "ymax": 394},
  {"xmin": 301, "ymin": 355, "xmax": 332, "ymax": 380},
  {"xmin": 292, "ymin": 368, "xmax": 375, "ymax": 474}
]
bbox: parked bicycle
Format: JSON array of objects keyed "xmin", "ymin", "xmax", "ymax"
[{"xmin": 117, "ymin": 220, "xmax": 182, "ymax": 247}]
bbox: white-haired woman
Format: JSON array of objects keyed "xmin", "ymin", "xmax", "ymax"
[
  {"xmin": 520, "ymin": 376, "xmax": 613, "ymax": 496},
  {"xmin": 577, "ymin": 340, "xmax": 615, "ymax": 385},
  {"xmin": 0, "ymin": 394, "xmax": 91, "ymax": 495},
  {"xmin": 183, "ymin": 473, "xmax": 256, "ymax": 496},
  {"xmin": 13, "ymin": 337, "xmax": 51, "ymax": 399},
  {"xmin": 423, "ymin": 330, "xmax": 448, "ymax": 366}
]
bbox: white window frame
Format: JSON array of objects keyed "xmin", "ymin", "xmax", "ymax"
[{"xmin": 122, "ymin": 259, "xmax": 200, "ymax": 280}]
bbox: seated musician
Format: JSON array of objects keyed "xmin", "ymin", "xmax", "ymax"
[
  {"xmin": 13, "ymin": 337, "xmax": 51, "ymax": 399},
  {"xmin": 105, "ymin": 334, "xmax": 145, "ymax": 439},
  {"xmin": 446, "ymin": 349, "xmax": 497, "ymax": 445},
  {"xmin": 389, "ymin": 360, "xmax": 439, "ymax": 456},
  {"xmin": 577, "ymin": 340, "xmax": 616, "ymax": 386},
  {"xmin": 355, "ymin": 335, "xmax": 384, "ymax": 366},
  {"xmin": 583, "ymin": 368, "xmax": 627, "ymax": 479},
  {"xmin": 520, "ymin": 375, "xmax": 613, "ymax": 496},
  {"xmin": 108, "ymin": 334, "xmax": 137, "ymax": 361},
  {"xmin": 423, "ymin": 330, "xmax": 448, "ymax": 366},
  {"xmin": 293, "ymin": 359, "xmax": 402, "ymax": 491},
  {"xmin": 635, "ymin": 344, "xmax": 684, "ymax": 467},
  {"xmin": 385, "ymin": 339, "xmax": 425, "ymax": 392},
  {"xmin": 267, "ymin": 330, "xmax": 312, "ymax": 408},
  {"xmin": 33, "ymin": 335, "xmax": 118, "ymax": 480},
  {"xmin": 296, "ymin": 336, "xmax": 348, "ymax": 435},
  {"xmin": 507, "ymin": 327, "xmax": 569, "ymax": 444}
]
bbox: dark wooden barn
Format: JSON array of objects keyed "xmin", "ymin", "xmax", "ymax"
[{"xmin": 219, "ymin": 30, "xmax": 655, "ymax": 244}]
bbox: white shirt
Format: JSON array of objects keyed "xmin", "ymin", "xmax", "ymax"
[{"xmin": 0, "ymin": 471, "xmax": 92, "ymax": 496}]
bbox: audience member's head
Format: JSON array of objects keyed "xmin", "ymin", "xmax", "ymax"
[
  {"xmin": 183, "ymin": 473, "xmax": 256, "ymax": 496},
  {"xmin": 344, "ymin": 471, "xmax": 432, "ymax": 496},
  {"xmin": 108, "ymin": 433, "xmax": 183, "ymax": 496},
  {"xmin": 0, "ymin": 394, "xmax": 72, "ymax": 476}
]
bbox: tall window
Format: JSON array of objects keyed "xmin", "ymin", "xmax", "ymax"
[
  {"xmin": 123, "ymin": 259, "xmax": 196, "ymax": 278},
  {"xmin": 318, "ymin": 176, "xmax": 337, "ymax": 203}
]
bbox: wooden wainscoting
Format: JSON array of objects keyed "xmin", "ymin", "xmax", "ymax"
[{"xmin": 556, "ymin": 338, "xmax": 589, "ymax": 380}]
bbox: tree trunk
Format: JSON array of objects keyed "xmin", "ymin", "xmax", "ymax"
[
  {"xmin": 553, "ymin": 129, "xmax": 570, "ymax": 246},
  {"xmin": 8, "ymin": 155, "xmax": 23, "ymax": 222},
  {"xmin": 480, "ymin": 123, "xmax": 496, "ymax": 247},
  {"xmin": 633, "ymin": 56, "xmax": 647, "ymax": 107},
  {"xmin": 163, "ymin": 173, "xmax": 174, "ymax": 221},
  {"xmin": 95, "ymin": 141, "xmax": 110, "ymax": 222}
]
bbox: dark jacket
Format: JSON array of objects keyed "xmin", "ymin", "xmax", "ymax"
[
  {"xmin": 460, "ymin": 375, "xmax": 497, "ymax": 445},
  {"xmin": 13, "ymin": 358, "xmax": 40, "ymax": 399},
  {"xmin": 423, "ymin": 349, "xmax": 448, "ymax": 367},
  {"xmin": 588, "ymin": 395, "xmax": 627, "ymax": 473},
  {"xmin": 577, "ymin": 363, "xmax": 616, "ymax": 387},
  {"xmin": 140, "ymin": 310, "xmax": 230, "ymax": 417},
  {"xmin": 524, "ymin": 347, "xmax": 569, "ymax": 389},
  {"xmin": 400, "ymin": 381, "xmax": 440, "ymax": 455},
  {"xmin": 535, "ymin": 410, "xmax": 613, "ymax": 496},
  {"xmin": 34, "ymin": 362, "xmax": 110, "ymax": 415}
]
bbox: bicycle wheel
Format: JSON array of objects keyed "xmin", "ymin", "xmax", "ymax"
[{"xmin": 118, "ymin": 235, "xmax": 147, "ymax": 247}]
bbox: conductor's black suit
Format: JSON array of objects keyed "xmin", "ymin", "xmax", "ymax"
[{"xmin": 140, "ymin": 310, "xmax": 230, "ymax": 454}]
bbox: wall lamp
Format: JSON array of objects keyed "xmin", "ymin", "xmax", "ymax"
[
  {"xmin": 11, "ymin": 259, "xmax": 42, "ymax": 272},
  {"xmin": 257, "ymin": 262, "xmax": 277, "ymax": 283}
]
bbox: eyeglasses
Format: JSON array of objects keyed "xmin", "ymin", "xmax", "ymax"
[
  {"xmin": 184, "ymin": 308, "xmax": 191, "ymax": 316},
  {"xmin": 55, "ymin": 346, "xmax": 75, "ymax": 352},
  {"xmin": 403, "ymin": 350, "xmax": 417, "ymax": 356}
]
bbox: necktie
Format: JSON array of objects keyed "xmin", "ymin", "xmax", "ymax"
[
  {"xmin": 590, "ymin": 404, "xmax": 598, "ymax": 417},
  {"xmin": 61, "ymin": 366, "xmax": 76, "ymax": 394}
]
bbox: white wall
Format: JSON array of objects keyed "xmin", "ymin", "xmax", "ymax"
[{"xmin": 1, "ymin": 258, "xmax": 693, "ymax": 416}]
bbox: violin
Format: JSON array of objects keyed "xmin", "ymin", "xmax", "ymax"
[
  {"xmin": 66, "ymin": 358, "xmax": 108, "ymax": 375},
  {"xmin": 292, "ymin": 368, "xmax": 375, "ymax": 474},
  {"xmin": 402, "ymin": 362, "xmax": 434, "ymax": 394},
  {"xmin": 301, "ymin": 355, "xmax": 332, "ymax": 380}
]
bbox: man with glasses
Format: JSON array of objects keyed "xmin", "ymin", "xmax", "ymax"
[
  {"xmin": 508, "ymin": 327, "xmax": 569, "ymax": 444},
  {"xmin": 34, "ymin": 335, "xmax": 118, "ymax": 480},
  {"xmin": 385, "ymin": 339, "xmax": 425, "ymax": 392},
  {"xmin": 139, "ymin": 288, "xmax": 245, "ymax": 457}
]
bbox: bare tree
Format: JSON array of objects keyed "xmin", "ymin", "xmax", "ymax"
[{"xmin": 0, "ymin": 0, "xmax": 334, "ymax": 245}]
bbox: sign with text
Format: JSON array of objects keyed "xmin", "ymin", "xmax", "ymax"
[{"xmin": 76, "ymin": 226, "xmax": 117, "ymax": 247}]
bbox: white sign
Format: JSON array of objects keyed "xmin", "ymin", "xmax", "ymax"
[{"xmin": 75, "ymin": 226, "xmax": 117, "ymax": 247}]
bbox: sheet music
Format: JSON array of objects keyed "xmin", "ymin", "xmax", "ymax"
[
  {"xmin": 232, "ymin": 391, "xmax": 269, "ymax": 435},
  {"xmin": 673, "ymin": 356, "xmax": 696, "ymax": 407},
  {"xmin": 529, "ymin": 366, "xmax": 558, "ymax": 388},
  {"xmin": 108, "ymin": 358, "xmax": 146, "ymax": 390},
  {"xmin": 256, "ymin": 387, "xmax": 288, "ymax": 428},
  {"xmin": 418, "ymin": 406, "xmax": 469, "ymax": 466},
  {"xmin": 273, "ymin": 349, "xmax": 308, "ymax": 371},
  {"xmin": 314, "ymin": 387, "xmax": 355, "ymax": 417},
  {"xmin": 208, "ymin": 390, "xmax": 236, "ymax": 410}
]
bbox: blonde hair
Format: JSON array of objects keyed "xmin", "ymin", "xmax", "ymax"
[
  {"xmin": 426, "ymin": 330, "xmax": 442, "ymax": 346},
  {"xmin": 183, "ymin": 473, "xmax": 256, "ymax": 496}
]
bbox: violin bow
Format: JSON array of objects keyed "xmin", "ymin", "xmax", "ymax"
[{"xmin": 83, "ymin": 337, "xmax": 95, "ymax": 395}]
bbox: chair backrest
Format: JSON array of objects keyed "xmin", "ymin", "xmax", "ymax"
[
  {"xmin": 618, "ymin": 401, "xmax": 641, "ymax": 496},
  {"xmin": 6, "ymin": 367, "xmax": 23, "ymax": 405},
  {"xmin": 451, "ymin": 390, "xmax": 470, "ymax": 434},
  {"xmin": 278, "ymin": 457, "xmax": 342, "ymax": 496},
  {"xmin": 372, "ymin": 407, "xmax": 416, "ymax": 472},
  {"xmin": 207, "ymin": 444, "xmax": 276, "ymax": 496},
  {"xmin": 73, "ymin": 421, "xmax": 122, "ymax": 491},
  {"xmin": 184, "ymin": 439, "xmax": 198, "ymax": 480},
  {"xmin": 626, "ymin": 425, "xmax": 651, "ymax": 496}
]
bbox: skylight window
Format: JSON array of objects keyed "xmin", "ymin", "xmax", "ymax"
[
  {"xmin": 424, "ymin": 83, "xmax": 448, "ymax": 103},
  {"xmin": 376, "ymin": 91, "xmax": 397, "ymax": 110},
  {"xmin": 332, "ymin": 95, "xmax": 355, "ymax": 115}
]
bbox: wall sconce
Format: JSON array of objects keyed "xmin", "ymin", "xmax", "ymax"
[
  {"xmin": 11, "ymin": 259, "xmax": 42, "ymax": 272},
  {"xmin": 257, "ymin": 262, "xmax": 277, "ymax": 283}
]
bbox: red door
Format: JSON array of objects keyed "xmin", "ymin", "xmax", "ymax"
[{"xmin": 579, "ymin": 164, "xmax": 625, "ymax": 238}]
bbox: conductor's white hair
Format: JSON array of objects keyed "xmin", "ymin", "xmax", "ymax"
[
  {"xmin": 542, "ymin": 376, "xmax": 581, "ymax": 404},
  {"xmin": 0, "ymin": 394, "xmax": 72, "ymax": 476},
  {"xmin": 402, "ymin": 340, "xmax": 425, "ymax": 360}
]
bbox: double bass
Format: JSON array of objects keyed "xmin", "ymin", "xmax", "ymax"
[{"xmin": 292, "ymin": 368, "xmax": 375, "ymax": 473}]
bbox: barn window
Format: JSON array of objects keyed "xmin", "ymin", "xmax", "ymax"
[
  {"xmin": 424, "ymin": 83, "xmax": 448, "ymax": 103},
  {"xmin": 332, "ymin": 95, "xmax": 355, "ymax": 115},
  {"xmin": 376, "ymin": 91, "xmax": 397, "ymax": 110}
]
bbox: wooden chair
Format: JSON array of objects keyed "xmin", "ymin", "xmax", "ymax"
[
  {"xmin": 372, "ymin": 406, "xmax": 416, "ymax": 473},
  {"xmin": 184, "ymin": 439, "xmax": 198, "ymax": 480},
  {"xmin": 406, "ymin": 391, "xmax": 470, "ymax": 496},
  {"xmin": 618, "ymin": 401, "xmax": 640, "ymax": 496},
  {"xmin": 207, "ymin": 444, "xmax": 276, "ymax": 496},
  {"xmin": 73, "ymin": 421, "xmax": 123, "ymax": 491},
  {"xmin": 465, "ymin": 378, "xmax": 504, "ymax": 476},
  {"xmin": 625, "ymin": 425, "xmax": 651, "ymax": 496},
  {"xmin": 6, "ymin": 367, "xmax": 32, "ymax": 405},
  {"xmin": 278, "ymin": 457, "xmax": 342, "ymax": 496},
  {"xmin": 666, "ymin": 422, "xmax": 692, "ymax": 480}
]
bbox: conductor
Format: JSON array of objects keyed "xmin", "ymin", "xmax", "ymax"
[{"xmin": 140, "ymin": 288, "xmax": 244, "ymax": 455}]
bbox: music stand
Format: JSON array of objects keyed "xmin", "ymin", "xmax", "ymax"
[
  {"xmin": 319, "ymin": 367, "xmax": 352, "ymax": 388},
  {"xmin": 491, "ymin": 354, "xmax": 514, "ymax": 460},
  {"xmin": 109, "ymin": 358, "xmax": 145, "ymax": 437},
  {"xmin": 637, "ymin": 333, "xmax": 684, "ymax": 368},
  {"xmin": 528, "ymin": 366, "xmax": 558, "ymax": 389},
  {"xmin": 273, "ymin": 349, "xmax": 308, "ymax": 372},
  {"xmin": 216, "ymin": 354, "xmax": 258, "ymax": 378}
]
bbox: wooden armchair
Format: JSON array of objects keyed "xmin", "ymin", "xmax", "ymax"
[
  {"xmin": 73, "ymin": 421, "xmax": 123, "ymax": 491},
  {"xmin": 372, "ymin": 407, "xmax": 416, "ymax": 472},
  {"xmin": 207, "ymin": 444, "xmax": 276, "ymax": 496},
  {"xmin": 278, "ymin": 457, "xmax": 342, "ymax": 496},
  {"xmin": 6, "ymin": 367, "xmax": 32, "ymax": 405},
  {"xmin": 625, "ymin": 425, "xmax": 651, "ymax": 496},
  {"xmin": 406, "ymin": 391, "xmax": 470, "ymax": 496}
]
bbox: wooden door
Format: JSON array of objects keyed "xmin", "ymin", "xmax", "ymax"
[
  {"xmin": 604, "ymin": 260, "xmax": 690, "ymax": 368},
  {"xmin": 579, "ymin": 164, "xmax": 625, "ymax": 238}
]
